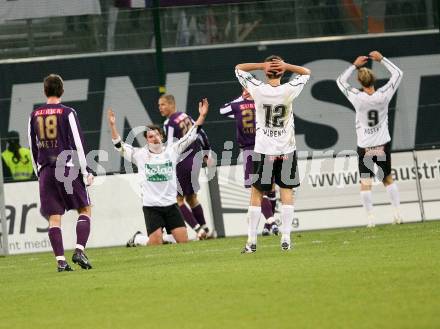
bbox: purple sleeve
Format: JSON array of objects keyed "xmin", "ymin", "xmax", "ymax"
[{"xmin": 198, "ymin": 128, "xmax": 211, "ymax": 151}]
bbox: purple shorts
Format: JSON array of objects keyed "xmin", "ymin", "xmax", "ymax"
[
  {"xmin": 176, "ymin": 155, "xmax": 201, "ymax": 196},
  {"xmin": 242, "ymin": 147, "xmax": 254, "ymax": 188},
  {"xmin": 38, "ymin": 166, "xmax": 90, "ymax": 217}
]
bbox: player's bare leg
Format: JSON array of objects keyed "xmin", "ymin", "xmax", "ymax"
[
  {"xmin": 177, "ymin": 195, "xmax": 205, "ymax": 238},
  {"xmin": 171, "ymin": 227, "xmax": 189, "ymax": 243},
  {"xmin": 147, "ymin": 228, "xmax": 164, "ymax": 245},
  {"xmin": 279, "ymin": 188, "xmax": 295, "ymax": 251},
  {"xmin": 48, "ymin": 214, "xmax": 73, "ymax": 272},
  {"xmin": 360, "ymin": 178, "xmax": 375, "ymax": 227},
  {"xmin": 382, "ymin": 174, "xmax": 402, "ymax": 224},
  {"xmin": 71, "ymin": 206, "xmax": 93, "ymax": 269}
]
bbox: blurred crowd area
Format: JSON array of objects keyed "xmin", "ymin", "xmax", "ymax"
[{"xmin": 0, "ymin": 0, "xmax": 438, "ymax": 59}]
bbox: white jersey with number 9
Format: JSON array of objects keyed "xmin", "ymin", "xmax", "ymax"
[{"xmin": 336, "ymin": 57, "xmax": 403, "ymax": 148}]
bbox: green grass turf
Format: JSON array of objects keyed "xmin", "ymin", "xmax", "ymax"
[{"xmin": 1, "ymin": 221, "xmax": 439, "ymax": 329}]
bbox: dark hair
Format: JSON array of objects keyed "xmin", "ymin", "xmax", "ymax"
[
  {"xmin": 144, "ymin": 124, "xmax": 164, "ymax": 141},
  {"xmin": 264, "ymin": 55, "xmax": 284, "ymax": 79},
  {"xmin": 264, "ymin": 55, "xmax": 284, "ymax": 63},
  {"xmin": 44, "ymin": 74, "xmax": 64, "ymax": 98},
  {"xmin": 6, "ymin": 131, "xmax": 21, "ymax": 163}
]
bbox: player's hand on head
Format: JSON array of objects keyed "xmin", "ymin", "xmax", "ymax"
[
  {"xmin": 199, "ymin": 98, "xmax": 209, "ymax": 117},
  {"xmin": 353, "ymin": 56, "xmax": 368, "ymax": 68},
  {"xmin": 269, "ymin": 59, "xmax": 286, "ymax": 74},
  {"xmin": 369, "ymin": 51, "xmax": 383, "ymax": 62},
  {"xmin": 107, "ymin": 108, "xmax": 116, "ymax": 125}
]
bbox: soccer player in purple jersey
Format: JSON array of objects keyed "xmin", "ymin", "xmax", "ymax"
[
  {"xmin": 28, "ymin": 74, "xmax": 94, "ymax": 272},
  {"xmin": 159, "ymin": 94, "xmax": 216, "ymax": 240},
  {"xmin": 220, "ymin": 88, "xmax": 279, "ymax": 236}
]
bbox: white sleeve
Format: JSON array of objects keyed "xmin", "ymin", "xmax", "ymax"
[
  {"xmin": 377, "ymin": 57, "xmax": 403, "ymax": 102},
  {"xmin": 286, "ymin": 74, "xmax": 310, "ymax": 100},
  {"xmin": 27, "ymin": 116, "xmax": 38, "ymax": 177},
  {"xmin": 336, "ymin": 65, "xmax": 361, "ymax": 107},
  {"xmin": 235, "ymin": 69, "xmax": 263, "ymax": 98},
  {"xmin": 220, "ymin": 96, "xmax": 243, "ymax": 118},
  {"xmin": 112, "ymin": 137, "xmax": 138, "ymax": 166},
  {"xmin": 172, "ymin": 125, "xmax": 199, "ymax": 155},
  {"xmin": 68, "ymin": 112, "xmax": 88, "ymax": 176}
]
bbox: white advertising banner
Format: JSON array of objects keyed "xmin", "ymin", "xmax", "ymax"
[
  {"xmin": 0, "ymin": 0, "xmax": 101, "ymax": 22},
  {"xmin": 415, "ymin": 150, "xmax": 440, "ymax": 221},
  {"xmin": 217, "ymin": 151, "xmax": 423, "ymax": 237},
  {"xmin": 4, "ymin": 170, "xmax": 213, "ymax": 254}
]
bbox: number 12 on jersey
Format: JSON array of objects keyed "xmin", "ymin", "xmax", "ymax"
[{"xmin": 263, "ymin": 104, "xmax": 286, "ymax": 128}]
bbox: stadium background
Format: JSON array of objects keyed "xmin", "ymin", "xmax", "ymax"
[{"xmin": 0, "ymin": 0, "xmax": 439, "ymax": 254}]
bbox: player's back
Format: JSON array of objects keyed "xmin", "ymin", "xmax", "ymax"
[
  {"xmin": 252, "ymin": 82, "xmax": 304, "ymax": 155},
  {"xmin": 229, "ymin": 99, "xmax": 256, "ymax": 148},
  {"xmin": 30, "ymin": 103, "xmax": 78, "ymax": 169},
  {"xmin": 352, "ymin": 91, "xmax": 391, "ymax": 147}
]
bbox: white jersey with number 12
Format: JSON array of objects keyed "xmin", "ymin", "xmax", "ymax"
[{"xmin": 235, "ymin": 69, "xmax": 310, "ymax": 155}]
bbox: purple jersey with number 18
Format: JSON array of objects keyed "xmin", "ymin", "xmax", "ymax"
[{"xmin": 28, "ymin": 103, "xmax": 90, "ymax": 216}]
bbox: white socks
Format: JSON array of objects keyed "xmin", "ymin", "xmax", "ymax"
[
  {"xmin": 281, "ymin": 205, "xmax": 294, "ymax": 242},
  {"xmin": 163, "ymin": 234, "xmax": 176, "ymax": 244},
  {"xmin": 361, "ymin": 183, "xmax": 401, "ymax": 225},
  {"xmin": 134, "ymin": 234, "xmax": 149, "ymax": 246},
  {"xmin": 386, "ymin": 183, "xmax": 400, "ymax": 209},
  {"xmin": 247, "ymin": 206, "xmax": 261, "ymax": 244},
  {"xmin": 360, "ymin": 190, "xmax": 374, "ymax": 215}
]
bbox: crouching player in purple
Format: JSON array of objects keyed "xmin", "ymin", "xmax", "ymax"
[
  {"xmin": 28, "ymin": 74, "xmax": 93, "ymax": 272},
  {"xmin": 220, "ymin": 88, "xmax": 279, "ymax": 236},
  {"xmin": 159, "ymin": 94, "xmax": 216, "ymax": 240},
  {"xmin": 107, "ymin": 99, "xmax": 210, "ymax": 245}
]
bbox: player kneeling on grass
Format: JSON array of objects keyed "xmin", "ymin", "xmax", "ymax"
[
  {"xmin": 336, "ymin": 51, "xmax": 403, "ymax": 227},
  {"xmin": 235, "ymin": 56, "xmax": 311, "ymax": 253},
  {"xmin": 107, "ymin": 99, "xmax": 210, "ymax": 245}
]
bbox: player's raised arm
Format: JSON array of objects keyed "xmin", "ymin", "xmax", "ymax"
[
  {"xmin": 107, "ymin": 108, "xmax": 136, "ymax": 164},
  {"xmin": 174, "ymin": 98, "xmax": 209, "ymax": 155},
  {"xmin": 276, "ymin": 60, "xmax": 312, "ymax": 99},
  {"xmin": 271, "ymin": 59, "xmax": 311, "ymax": 76},
  {"xmin": 371, "ymin": 51, "xmax": 403, "ymax": 101},
  {"xmin": 234, "ymin": 64, "xmax": 264, "ymax": 94},
  {"xmin": 336, "ymin": 55, "xmax": 368, "ymax": 104}
]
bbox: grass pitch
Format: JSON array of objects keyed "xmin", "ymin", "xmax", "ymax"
[{"xmin": 1, "ymin": 221, "xmax": 439, "ymax": 329}]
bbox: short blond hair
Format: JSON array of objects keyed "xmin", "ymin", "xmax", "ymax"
[
  {"xmin": 159, "ymin": 94, "xmax": 175, "ymax": 105},
  {"xmin": 357, "ymin": 68, "xmax": 376, "ymax": 88}
]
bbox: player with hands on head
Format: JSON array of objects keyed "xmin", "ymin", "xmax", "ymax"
[
  {"xmin": 235, "ymin": 55, "xmax": 311, "ymax": 253},
  {"xmin": 336, "ymin": 50, "xmax": 404, "ymax": 227}
]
